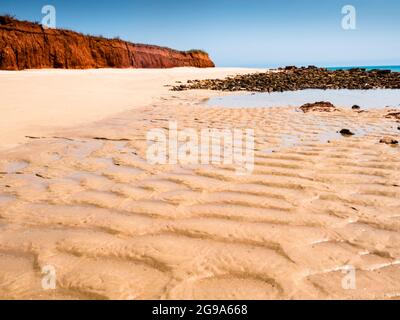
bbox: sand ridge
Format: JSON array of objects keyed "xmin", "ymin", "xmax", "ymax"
[{"xmin": 0, "ymin": 70, "xmax": 400, "ymax": 300}]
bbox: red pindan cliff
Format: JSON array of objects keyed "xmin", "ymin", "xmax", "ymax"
[{"xmin": 0, "ymin": 16, "xmax": 215, "ymax": 70}]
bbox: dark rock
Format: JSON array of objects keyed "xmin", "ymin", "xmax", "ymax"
[
  {"xmin": 352, "ymin": 105, "xmax": 361, "ymax": 110},
  {"xmin": 340, "ymin": 129, "xmax": 355, "ymax": 136},
  {"xmin": 299, "ymin": 101, "xmax": 337, "ymax": 113},
  {"xmin": 349, "ymin": 68, "xmax": 366, "ymax": 72},
  {"xmin": 380, "ymin": 137, "xmax": 399, "ymax": 145},
  {"xmin": 386, "ymin": 112, "xmax": 400, "ymax": 120},
  {"xmin": 377, "ymin": 70, "xmax": 392, "ymax": 76}
]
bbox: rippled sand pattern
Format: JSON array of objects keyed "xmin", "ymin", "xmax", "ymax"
[{"xmin": 0, "ymin": 92, "xmax": 400, "ymax": 300}]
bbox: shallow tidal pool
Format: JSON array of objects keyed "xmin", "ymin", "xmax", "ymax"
[{"xmin": 207, "ymin": 89, "xmax": 400, "ymax": 109}]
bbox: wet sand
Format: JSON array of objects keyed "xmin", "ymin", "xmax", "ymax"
[{"xmin": 0, "ymin": 68, "xmax": 400, "ymax": 300}]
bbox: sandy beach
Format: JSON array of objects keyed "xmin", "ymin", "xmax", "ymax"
[
  {"xmin": 1, "ymin": 68, "xmax": 400, "ymax": 300},
  {"xmin": 0, "ymin": 68, "xmax": 259, "ymax": 150}
]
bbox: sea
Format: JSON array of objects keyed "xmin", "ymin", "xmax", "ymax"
[{"xmin": 327, "ymin": 65, "xmax": 400, "ymax": 72}]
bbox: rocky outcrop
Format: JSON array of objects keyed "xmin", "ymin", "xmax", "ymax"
[
  {"xmin": 299, "ymin": 101, "xmax": 338, "ymax": 113},
  {"xmin": 380, "ymin": 137, "xmax": 399, "ymax": 145},
  {"xmin": 386, "ymin": 112, "xmax": 400, "ymax": 120},
  {"xmin": 0, "ymin": 16, "xmax": 215, "ymax": 70},
  {"xmin": 174, "ymin": 66, "xmax": 400, "ymax": 92},
  {"xmin": 339, "ymin": 129, "xmax": 355, "ymax": 136}
]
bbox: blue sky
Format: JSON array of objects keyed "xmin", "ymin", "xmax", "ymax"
[{"xmin": 1, "ymin": 0, "xmax": 399, "ymax": 67}]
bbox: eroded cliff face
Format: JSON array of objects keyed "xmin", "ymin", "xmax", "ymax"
[{"xmin": 0, "ymin": 16, "xmax": 215, "ymax": 70}]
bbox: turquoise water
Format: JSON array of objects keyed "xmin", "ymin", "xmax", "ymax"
[{"xmin": 327, "ymin": 65, "xmax": 400, "ymax": 72}]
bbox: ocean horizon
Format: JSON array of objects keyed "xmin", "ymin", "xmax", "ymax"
[
  {"xmin": 225, "ymin": 65, "xmax": 400, "ymax": 72},
  {"xmin": 327, "ymin": 65, "xmax": 400, "ymax": 72}
]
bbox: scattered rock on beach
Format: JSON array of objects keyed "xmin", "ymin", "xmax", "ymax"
[
  {"xmin": 386, "ymin": 112, "xmax": 400, "ymax": 120},
  {"xmin": 340, "ymin": 129, "xmax": 355, "ymax": 136},
  {"xmin": 299, "ymin": 101, "xmax": 337, "ymax": 113},
  {"xmin": 173, "ymin": 66, "xmax": 400, "ymax": 92},
  {"xmin": 379, "ymin": 137, "xmax": 399, "ymax": 145}
]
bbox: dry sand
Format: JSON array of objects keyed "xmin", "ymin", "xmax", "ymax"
[
  {"xmin": 0, "ymin": 68, "xmax": 400, "ymax": 300},
  {"xmin": 0, "ymin": 68, "xmax": 259, "ymax": 150}
]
